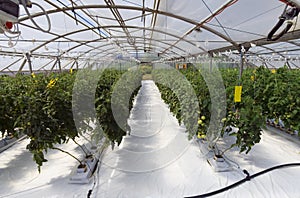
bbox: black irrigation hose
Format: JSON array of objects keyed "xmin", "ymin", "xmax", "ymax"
[
  {"xmin": 185, "ymin": 163, "xmax": 300, "ymax": 198},
  {"xmin": 267, "ymin": 6, "xmax": 300, "ymax": 41},
  {"xmin": 267, "ymin": 18, "xmax": 293, "ymax": 41}
]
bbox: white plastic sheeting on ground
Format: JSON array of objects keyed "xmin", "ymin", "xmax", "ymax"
[
  {"xmin": 93, "ymin": 80, "xmax": 300, "ymax": 198},
  {"xmin": 0, "ymin": 139, "xmax": 93, "ymax": 198},
  {"xmin": 0, "ymin": 80, "xmax": 300, "ymax": 198}
]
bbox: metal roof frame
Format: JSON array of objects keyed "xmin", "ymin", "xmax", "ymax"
[{"xmin": 0, "ymin": 0, "xmax": 299, "ymax": 72}]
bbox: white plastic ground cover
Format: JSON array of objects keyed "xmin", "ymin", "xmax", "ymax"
[
  {"xmin": 0, "ymin": 80, "xmax": 300, "ymax": 198},
  {"xmin": 0, "ymin": 138, "xmax": 94, "ymax": 198},
  {"xmin": 93, "ymin": 80, "xmax": 300, "ymax": 198},
  {"xmin": 0, "ymin": 131, "xmax": 27, "ymax": 153}
]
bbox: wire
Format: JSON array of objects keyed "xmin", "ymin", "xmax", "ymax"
[
  {"xmin": 86, "ymin": 143, "xmax": 107, "ymax": 198},
  {"xmin": 204, "ymin": 0, "xmax": 238, "ymax": 23},
  {"xmin": 184, "ymin": 162, "xmax": 300, "ymax": 198},
  {"xmin": 20, "ymin": 0, "xmax": 51, "ymax": 33},
  {"xmin": 233, "ymin": 5, "xmax": 284, "ymax": 28},
  {"xmin": 122, "ymin": 0, "xmax": 142, "ymax": 7},
  {"xmin": 201, "ymin": 0, "xmax": 232, "ymax": 40},
  {"xmin": 56, "ymin": 0, "xmax": 108, "ymax": 37},
  {"xmin": 0, "ymin": 37, "xmax": 19, "ymax": 48},
  {"xmin": 86, "ymin": 158, "xmax": 99, "ymax": 198},
  {"xmin": 206, "ymin": 23, "xmax": 264, "ymax": 37}
]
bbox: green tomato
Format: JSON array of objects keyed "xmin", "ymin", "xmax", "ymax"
[{"xmin": 201, "ymin": 116, "xmax": 206, "ymax": 120}]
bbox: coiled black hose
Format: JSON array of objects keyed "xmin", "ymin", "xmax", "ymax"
[
  {"xmin": 185, "ymin": 163, "xmax": 300, "ymax": 198},
  {"xmin": 267, "ymin": 7, "xmax": 299, "ymax": 41},
  {"xmin": 267, "ymin": 17, "xmax": 293, "ymax": 41}
]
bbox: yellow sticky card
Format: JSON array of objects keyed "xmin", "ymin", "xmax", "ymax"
[{"xmin": 234, "ymin": 86, "xmax": 242, "ymax": 102}]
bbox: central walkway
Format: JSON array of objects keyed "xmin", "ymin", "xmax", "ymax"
[
  {"xmin": 94, "ymin": 80, "xmax": 197, "ymax": 198},
  {"xmin": 92, "ymin": 80, "xmax": 300, "ymax": 198}
]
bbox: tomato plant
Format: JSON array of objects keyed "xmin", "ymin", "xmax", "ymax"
[{"xmin": 0, "ymin": 68, "xmax": 142, "ymax": 171}]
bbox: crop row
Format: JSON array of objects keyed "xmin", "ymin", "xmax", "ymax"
[
  {"xmin": 153, "ymin": 65, "xmax": 299, "ymax": 153},
  {"xmin": 0, "ymin": 68, "xmax": 142, "ymax": 170}
]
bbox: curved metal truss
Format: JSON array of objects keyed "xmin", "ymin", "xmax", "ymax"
[{"xmin": 0, "ymin": 0, "xmax": 300, "ymax": 72}]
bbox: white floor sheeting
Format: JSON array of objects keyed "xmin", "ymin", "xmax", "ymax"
[
  {"xmin": 1, "ymin": 80, "xmax": 300, "ymax": 198},
  {"xmin": 0, "ymin": 138, "xmax": 93, "ymax": 198}
]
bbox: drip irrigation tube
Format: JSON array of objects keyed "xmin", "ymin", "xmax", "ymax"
[
  {"xmin": 185, "ymin": 163, "xmax": 300, "ymax": 198},
  {"xmin": 267, "ymin": 6, "xmax": 299, "ymax": 41}
]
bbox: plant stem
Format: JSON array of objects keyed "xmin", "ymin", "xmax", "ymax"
[
  {"xmin": 72, "ymin": 138, "xmax": 89, "ymax": 156},
  {"xmin": 221, "ymin": 145, "xmax": 235, "ymax": 155},
  {"xmin": 52, "ymin": 146, "xmax": 82, "ymax": 164}
]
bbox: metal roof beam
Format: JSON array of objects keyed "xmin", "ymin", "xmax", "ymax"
[
  {"xmin": 45, "ymin": 0, "xmax": 109, "ymax": 38},
  {"xmin": 17, "ymin": 57, "xmax": 27, "ymax": 74},
  {"xmin": 62, "ymin": 35, "xmax": 187, "ymax": 59},
  {"xmin": 161, "ymin": 0, "xmax": 238, "ymax": 55},
  {"xmin": 25, "ymin": 25, "xmax": 204, "ymax": 59},
  {"xmin": 104, "ymin": 0, "xmax": 137, "ymax": 51},
  {"xmin": 0, "ymin": 57, "xmax": 23, "ymax": 72},
  {"xmin": 37, "ymin": 59, "xmax": 56, "ymax": 72},
  {"xmin": 18, "ymin": 5, "xmax": 238, "ymax": 52},
  {"xmin": 208, "ymin": 29, "xmax": 300, "ymax": 54}
]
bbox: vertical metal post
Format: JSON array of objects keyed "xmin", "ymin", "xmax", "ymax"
[
  {"xmin": 25, "ymin": 53, "xmax": 33, "ymax": 74},
  {"xmin": 239, "ymin": 46, "xmax": 245, "ymax": 83},
  {"xmin": 57, "ymin": 57, "xmax": 62, "ymax": 73},
  {"xmin": 17, "ymin": 57, "xmax": 27, "ymax": 75},
  {"xmin": 50, "ymin": 59, "xmax": 58, "ymax": 72},
  {"xmin": 76, "ymin": 60, "xmax": 79, "ymax": 70},
  {"xmin": 286, "ymin": 59, "xmax": 291, "ymax": 69}
]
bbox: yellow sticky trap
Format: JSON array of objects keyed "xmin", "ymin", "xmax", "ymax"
[{"xmin": 234, "ymin": 86, "xmax": 242, "ymax": 102}]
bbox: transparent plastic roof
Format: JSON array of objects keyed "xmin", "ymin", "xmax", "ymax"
[{"xmin": 0, "ymin": 0, "xmax": 300, "ymax": 73}]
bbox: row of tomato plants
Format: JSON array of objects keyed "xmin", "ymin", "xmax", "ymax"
[
  {"xmin": 152, "ymin": 65, "xmax": 299, "ymax": 154},
  {"xmin": 0, "ymin": 68, "xmax": 142, "ymax": 171}
]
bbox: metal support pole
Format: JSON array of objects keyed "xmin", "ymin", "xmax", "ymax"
[
  {"xmin": 1, "ymin": 57, "xmax": 23, "ymax": 72},
  {"xmin": 25, "ymin": 53, "xmax": 33, "ymax": 74},
  {"xmin": 238, "ymin": 46, "xmax": 245, "ymax": 83},
  {"xmin": 286, "ymin": 59, "xmax": 292, "ymax": 69},
  {"xmin": 76, "ymin": 60, "xmax": 79, "ymax": 70},
  {"xmin": 17, "ymin": 57, "xmax": 27, "ymax": 74},
  {"xmin": 57, "ymin": 57, "xmax": 62, "ymax": 72},
  {"xmin": 50, "ymin": 59, "xmax": 59, "ymax": 72},
  {"xmin": 70, "ymin": 59, "xmax": 76, "ymax": 69}
]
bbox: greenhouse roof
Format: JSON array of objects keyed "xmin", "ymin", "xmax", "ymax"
[{"xmin": 1, "ymin": 0, "xmax": 300, "ymax": 73}]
